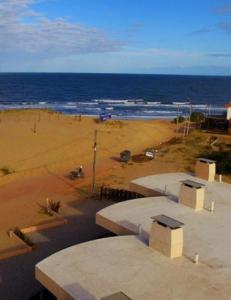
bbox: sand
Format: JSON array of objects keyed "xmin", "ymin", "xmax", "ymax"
[{"xmin": 0, "ymin": 109, "xmax": 175, "ymax": 251}]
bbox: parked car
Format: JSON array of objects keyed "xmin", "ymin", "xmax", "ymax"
[
  {"xmin": 120, "ymin": 150, "xmax": 131, "ymax": 163},
  {"xmin": 145, "ymin": 149, "xmax": 157, "ymax": 159},
  {"xmin": 99, "ymin": 112, "xmax": 111, "ymax": 122}
]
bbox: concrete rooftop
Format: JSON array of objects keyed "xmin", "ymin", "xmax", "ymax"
[
  {"xmin": 36, "ymin": 173, "xmax": 231, "ymax": 300},
  {"xmin": 36, "ymin": 234, "xmax": 231, "ymax": 300},
  {"xmin": 96, "ymin": 196, "xmax": 231, "ymax": 267},
  {"xmin": 130, "ymin": 172, "xmax": 231, "ymax": 202}
]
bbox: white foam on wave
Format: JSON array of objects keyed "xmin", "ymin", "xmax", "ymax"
[
  {"xmin": 146, "ymin": 102, "xmax": 161, "ymax": 105},
  {"xmin": 172, "ymin": 101, "xmax": 190, "ymax": 105},
  {"xmin": 143, "ymin": 110, "xmax": 177, "ymax": 114},
  {"xmin": 93, "ymin": 99, "xmax": 126, "ymax": 104},
  {"xmin": 77, "ymin": 102, "xmax": 98, "ymax": 106},
  {"xmin": 62, "ymin": 105, "xmax": 77, "ymax": 109},
  {"xmin": 112, "ymin": 114, "xmax": 172, "ymax": 120},
  {"xmin": 0, "ymin": 100, "xmax": 226, "ymax": 120}
]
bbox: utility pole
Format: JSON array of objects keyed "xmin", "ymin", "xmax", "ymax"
[
  {"xmin": 92, "ymin": 129, "xmax": 98, "ymax": 192},
  {"xmin": 206, "ymin": 104, "xmax": 209, "ymax": 118},
  {"xmin": 176, "ymin": 104, "xmax": 180, "ymax": 136},
  {"xmin": 183, "ymin": 115, "xmax": 187, "ymax": 137},
  {"xmin": 186, "ymin": 104, "xmax": 192, "ymax": 136}
]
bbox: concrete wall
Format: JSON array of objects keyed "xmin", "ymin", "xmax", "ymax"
[
  {"xmin": 195, "ymin": 161, "xmax": 216, "ymax": 182},
  {"xmin": 149, "ymin": 222, "xmax": 183, "ymax": 258},
  {"xmin": 179, "ymin": 184, "xmax": 205, "ymax": 211}
]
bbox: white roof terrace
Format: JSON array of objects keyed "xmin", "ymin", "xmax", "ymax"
[
  {"xmin": 36, "ymin": 172, "xmax": 231, "ymax": 300},
  {"xmin": 36, "ymin": 233, "xmax": 231, "ymax": 300}
]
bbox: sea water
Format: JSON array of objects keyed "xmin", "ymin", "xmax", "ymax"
[{"xmin": 0, "ymin": 73, "xmax": 230, "ymax": 119}]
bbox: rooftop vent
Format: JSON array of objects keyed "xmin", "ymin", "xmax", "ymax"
[
  {"xmin": 149, "ymin": 215, "xmax": 184, "ymax": 258},
  {"xmin": 195, "ymin": 158, "xmax": 216, "ymax": 182},
  {"xmin": 179, "ymin": 180, "xmax": 205, "ymax": 211}
]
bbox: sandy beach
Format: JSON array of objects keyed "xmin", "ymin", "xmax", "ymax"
[{"xmin": 0, "ymin": 109, "xmax": 175, "ymax": 252}]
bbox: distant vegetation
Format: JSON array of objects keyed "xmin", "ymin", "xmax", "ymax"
[
  {"xmin": 104, "ymin": 120, "xmax": 125, "ymax": 128},
  {"xmin": 173, "ymin": 112, "xmax": 205, "ymax": 125},
  {"xmin": 200, "ymin": 150, "xmax": 231, "ymax": 175},
  {"xmin": 158, "ymin": 131, "xmax": 231, "ymax": 181},
  {"xmin": 173, "ymin": 116, "xmax": 185, "ymax": 124},
  {"xmin": 190, "ymin": 112, "xmax": 205, "ymax": 123}
]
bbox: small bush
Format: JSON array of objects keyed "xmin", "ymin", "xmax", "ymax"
[
  {"xmin": 0, "ymin": 166, "xmax": 14, "ymax": 176},
  {"xmin": 173, "ymin": 116, "xmax": 185, "ymax": 124},
  {"xmin": 39, "ymin": 199, "xmax": 61, "ymax": 216},
  {"xmin": 39, "ymin": 205, "xmax": 53, "ymax": 216},
  {"xmin": 132, "ymin": 154, "xmax": 151, "ymax": 163},
  {"xmin": 48, "ymin": 200, "xmax": 61, "ymax": 213},
  {"xmin": 190, "ymin": 111, "xmax": 205, "ymax": 123},
  {"xmin": 169, "ymin": 137, "xmax": 182, "ymax": 145},
  {"xmin": 217, "ymin": 143, "xmax": 227, "ymax": 152},
  {"xmin": 204, "ymin": 145, "xmax": 212, "ymax": 150},
  {"xmin": 94, "ymin": 118, "xmax": 101, "ymax": 124},
  {"xmin": 105, "ymin": 120, "xmax": 125, "ymax": 128},
  {"xmin": 13, "ymin": 227, "xmax": 34, "ymax": 247}
]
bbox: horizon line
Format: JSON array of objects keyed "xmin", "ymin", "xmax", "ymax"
[{"xmin": 0, "ymin": 72, "xmax": 231, "ymax": 77}]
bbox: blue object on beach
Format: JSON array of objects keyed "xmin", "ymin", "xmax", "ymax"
[{"xmin": 99, "ymin": 112, "xmax": 111, "ymax": 121}]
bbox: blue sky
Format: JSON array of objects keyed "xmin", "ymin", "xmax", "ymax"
[{"xmin": 0, "ymin": 0, "xmax": 231, "ymax": 75}]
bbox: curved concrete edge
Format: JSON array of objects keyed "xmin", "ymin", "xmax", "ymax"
[
  {"xmin": 96, "ymin": 213, "xmax": 135, "ymax": 235},
  {"xmin": 129, "ymin": 181, "xmax": 165, "ymax": 197},
  {"xmin": 36, "ymin": 236, "xmax": 134, "ymax": 300},
  {"xmin": 35, "ymin": 267, "xmax": 76, "ymax": 300}
]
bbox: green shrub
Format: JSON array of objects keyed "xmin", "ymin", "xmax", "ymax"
[
  {"xmin": 173, "ymin": 116, "xmax": 185, "ymax": 124},
  {"xmin": 190, "ymin": 112, "xmax": 205, "ymax": 123},
  {"xmin": 0, "ymin": 166, "xmax": 14, "ymax": 175}
]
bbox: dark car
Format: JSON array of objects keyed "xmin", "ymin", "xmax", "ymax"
[{"xmin": 120, "ymin": 150, "xmax": 131, "ymax": 163}]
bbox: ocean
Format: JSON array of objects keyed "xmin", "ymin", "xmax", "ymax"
[{"xmin": 0, "ymin": 73, "xmax": 230, "ymax": 119}]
